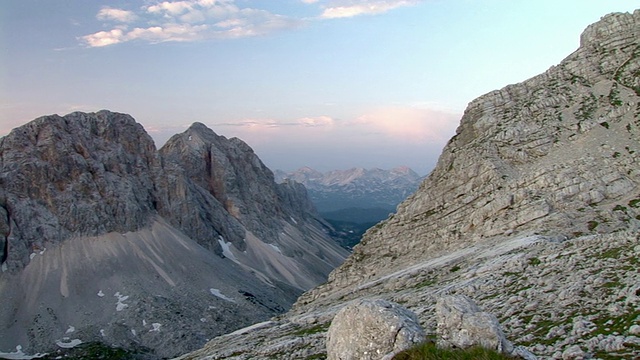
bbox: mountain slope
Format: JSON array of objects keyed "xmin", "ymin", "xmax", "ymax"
[
  {"xmin": 0, "ymin": 111, "xmax": 348, "ymax": 358},
  {"xmin": 178, "ymin": 10, "xmax": 640, "ymax": 359}
]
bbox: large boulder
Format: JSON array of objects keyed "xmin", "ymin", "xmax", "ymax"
[
  {"xmin": 436, "ymin": 295, "xmax": 513, "ymax": 353},
  {"xmin": 326, "ymin": 299, "xmax": 425, "ymax": 360}
]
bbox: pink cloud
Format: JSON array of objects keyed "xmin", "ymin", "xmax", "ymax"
[
  {"xmin": 320, "ymin": 0, "xmax": 420, "ymax": 19},
  {"xmin": 353, "ymin": 106, "xmax": 460, "ymax": 143}
]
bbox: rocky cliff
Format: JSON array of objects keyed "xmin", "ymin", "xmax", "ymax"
[
  {"xmin": 0, "ymin": 111, "xmax": 348, "ymax": 358},
  {"xmin": 178, "ymin": 10, "xmax": 640, "ymax": 360}
]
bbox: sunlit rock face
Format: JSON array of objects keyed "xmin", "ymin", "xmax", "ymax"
[{"xmin": 0, "ymin": 110, "xmax": 347, "ymax": 358}]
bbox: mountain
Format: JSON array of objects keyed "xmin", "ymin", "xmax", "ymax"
[
  {"xmin": 179, "ymin": 10, "xmax": 640, "ymax": 359},
  {"xmin": 0, "ymin": 111, "xmax": 348, "ymax": 358},
  {"xmin": 274, "ymin": 166, "xmax": 422, "ymax": 213},
  {"xmin": 274, "ymin": 167, "xmax": 423, "ymax": 249}
]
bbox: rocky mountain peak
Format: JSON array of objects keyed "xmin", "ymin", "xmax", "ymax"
[
  {"xmin": 316, "ymin": 9, "xmax": 640, "ymax": 291},
  {"xmin": 0, "ymin": 113, "xmax": 347, "ymax": 357},
  {"xmin": 0, "ymin": 110, "xmax": 160, "ymax": 272}
]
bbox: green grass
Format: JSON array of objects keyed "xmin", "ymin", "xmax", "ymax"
[
  {"xmin": 289, "ymin": 322, "xmax": 330, "ymax": 337},
  {"xmin": 392, "ymin": 342, "xmax": 514, "ymax": 360}
]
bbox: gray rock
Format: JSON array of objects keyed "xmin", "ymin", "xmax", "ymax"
[
  {"xmin": 436, "ymin": 295, "xmax": 513, "ymax": 354},
  {"xmin": 0, "ymin": 111, "xmax": 348, "ymax": 357},
  {"xmin": 326, "ymin": 299, "xmax": 425, "ymax": 360},
  {"xmin": 561, "ymin": 345, "xmax": 585, "ymax": 360}
]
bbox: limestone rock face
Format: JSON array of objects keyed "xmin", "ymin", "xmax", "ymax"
[
  {"xmin": 300, "ymin": 9, "xmax": 640, "ymax": 303},
  {"xmin": 0, "ymin": 111, "xmax": 347, "ymax": 357},
  {"xmin": 326, "ymin": 299, "xmax": 425, "ymax": 360},
  {"xmin": 175, "ymin": 11, "xmax": 640, "ymax": 360},
  {"xmin": 0, "ymin": 111, "xmax": 160, "ymax": 272},
  {"xmin": 435, "ymin": 295, "xmax": 512, "ymax": 353}
]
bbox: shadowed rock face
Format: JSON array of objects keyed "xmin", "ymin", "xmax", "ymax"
[{"xmin": 0, "ymin": 111, "xmax": 348, "ymax": 357}]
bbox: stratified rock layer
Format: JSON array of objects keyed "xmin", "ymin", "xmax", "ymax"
[
  {"xmin": 300, "ymin": 10, "xmax": 640, "ymax": 302},
  {"xmin": 178, "ymin": 11, "xmax": 640, "ymax": 360}
]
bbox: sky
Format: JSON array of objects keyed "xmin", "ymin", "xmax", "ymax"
[{"xmin": 1, "ymin": 1, "xmax": 637, "ymax": 174}]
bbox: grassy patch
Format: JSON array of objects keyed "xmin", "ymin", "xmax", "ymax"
[
  {"xmin": 289, "ymin": 322, "xmax": 331, "ymax": 337},
  {"xmin": 587, "ymin": 220, "xmax": 599, "ymax": 231},
  {"xmin": 629, "ymin": 198, "xmax": 640, "ymax": 208},
  {"xmin": 450, "ymin": 265, "xmax": 461, "ymax": 272},
  {"xmin": 528, "ymin": 257, "xmax": 541, "ymax": 266},
  {"xmin": 393, "ymin": 342, "xmax": 515, "ymax": 360}
]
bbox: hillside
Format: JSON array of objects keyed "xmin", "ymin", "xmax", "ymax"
[{"xmin": 179, "ymin": 10, "xmax": 640, "ymax": 360}]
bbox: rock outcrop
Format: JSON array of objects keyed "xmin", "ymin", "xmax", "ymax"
[
  {"xmin": 435, "ymin": 295, "xmax": 512, "ymax": 353},
  {"xmin": 299, "ymin": 9, "xmax": 640, "ymax": 305},
  {"xmin": 326, "ymin": 299, "xmax": 425, "ymax": 360},
  {"xmin": 177, "ymin": 10, "xmax": 640, "ymax": 360},
  {"xmin": 0, "ymin": 111, "xmax": 348, "ymax": 357}
]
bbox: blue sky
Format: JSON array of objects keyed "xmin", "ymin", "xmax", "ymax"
[{"xmin": 1, "ymin": 1, "xmax": 637, "ymax": 174}]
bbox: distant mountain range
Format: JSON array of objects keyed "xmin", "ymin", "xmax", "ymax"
[
  {"xmin": 274, "ymin": 166, "xmax": 423, "ymax": 213},
  {"xmin": 274, "ymin": 167, "xmax": 424, "ymax": 249}
]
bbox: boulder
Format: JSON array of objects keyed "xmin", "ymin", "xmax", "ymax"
[
  {"xmin": 436, "ymin": 295, "xmax": 513, "ymax": 353},
  {"xmin": 326, "ymin": 299, "xmax": 425, "ymax": 360}
]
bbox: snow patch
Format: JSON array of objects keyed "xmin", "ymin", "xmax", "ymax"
[
  {"xmin": 209, "ymin": 288, "xmax": 236, "ymax": 303},
  {"xmin": 39, "ymin": 248, "xmax": 46, "ymax": 255},
  {"xmin": 142, "ymin": 319, "xmax": 147, "ymax": 326},
  {"xmin": 97, "ymin": 290, "xmax": 104, "ymax": 297},
  {"xmin": 0, "ymin": 345, "xmax": 47, "ymax": 359},
  {"xmin": 228, "ymin": 321, "xmax": 276, "ymax": 336},
  {"xmin": 65, "ymin": 326, "xmax": 75, "ymax": 334},
  {"xmin": 100, "ymin": 329, "xmax": 106, "ymax": 337},
  {"xmin": 56, "ymin": 339, "xmax": 82, "ymax": 349},
  {"xmin": 217, "ymin": 237, "xmax": 238, "ymax": 262},
  {"xmin": 29, "ymin": 253, "xmax": 36, "ymax": 260},
  {"xmin": 268, "ymin": 244, "xmax": 282, "ymax": 254},
  {"xmin": 114, "ymin": 292, "xmax": 129, "ymax": 311},
  {"xmin": 200, "ymin": 318, "xmax": 207, "ymax": 323},
  {"xmin": 290, "ymin": 216, "xmax": 298, "ymax": 224},
  {"xmin": 1, "ymin": 262, "xmax": 7, "ymax": 272},
  {"xmin": 150, "ymin": 323, "xmax": 162, "ymax": 332},
  {"xmin": 131, "ymin": 329, "xmax": 137, "ymax": 336}
]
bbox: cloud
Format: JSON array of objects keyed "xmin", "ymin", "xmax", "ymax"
[
  {"xmin": 82, "ymin": 28, "xmax": 125, "ymax": 47},
  {"xmin": 352, "ymin": 105, "xmax": 459, "ymax": 143},
  {"xmin": 97, "ymin": 7, "xmax": 138, "ymax": 23},
  {"xmin": 320, "ymin": 0, "xmax": 420, "ymax": 19},
  {"xmin": 81, "ymin": 0, "xmax": 301, "ymax": 47}
]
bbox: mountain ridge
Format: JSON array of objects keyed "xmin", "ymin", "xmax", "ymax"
[
  {"xmin": 0, "ymin": 111, "xmax": 348, "ymax": 358},
  {"xmin": 178, "ymin": 10, "xmax": 640, "ymax": 359},
  {"xmin": 274, "ymin": 166, "xmax": 422, "ymax": 213}
]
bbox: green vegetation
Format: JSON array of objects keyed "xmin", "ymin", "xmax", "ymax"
[
  {"xmin": 290, "ymin": 322, "xmax": 330, "ymax": 337},
  {"xmin": 393, "ymin": 342, "xmax": 514, "ymax": 360},
  {"xmin": 629, "ymin": 198, "xmax": 640, "ymax": 208},
  {"xmin": 613, "ymin": 205, "xmax": 627, "ymax": 212},
  {"xmin": 527, "ymin": 257, "xmax": 541, "ymax": 266},
  {"xmin": 450, "ymin": 265, "xmax": 461, "ymax": 272},
  {"xmin": 612, "ymin": 151, "xmax": 621, "ymax": 158},
  {"xmin": 587, "ymin": 220, "xmax": 599, "ymax": 231},
  {"xmin": 600, "ymin": 121, "xmax": 610, "ymax": 129}
]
